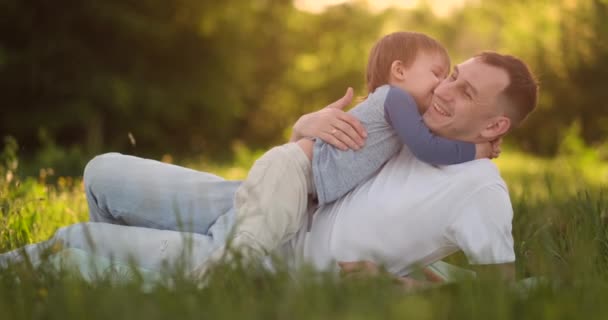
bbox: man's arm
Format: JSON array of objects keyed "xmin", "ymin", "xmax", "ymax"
[
  {"xmin": 338, "ymin": 261, "xmax": 445, "ymax": 291},
  {"xmin": 383, "ymin": 86, "xmax": 479, "ymax": 164},
  {"xmin": 447, "ymin": 183, "xmax": 516, "ymax": 276},
  {"xmin": 290, "ymin": 87, "xmax": 367, "ymax": 151},
  {"xmin": 338, "ymin": 260, "xmax": 515, "ymax": 291},
  {"xmin": 472, "ymin": 262, "xmax": 516, "ymax": 281}
]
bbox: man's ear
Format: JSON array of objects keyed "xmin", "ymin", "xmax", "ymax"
[
  {"xmin": 481, "ymin": 116, "xmax": 510, "ymax": 140},
  {"xmin": 390, "ymin": 60, "xmax": 407, "ymax": 81}
]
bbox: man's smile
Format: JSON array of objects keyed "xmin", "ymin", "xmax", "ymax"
[{"xmin": 432, "ymin": 101, "xmax": 452, "ymax": 117}]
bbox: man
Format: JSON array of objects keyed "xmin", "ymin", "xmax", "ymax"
[
  {"xmin": 277, "ymin": 51, "xmax": 534, "ymax": 279},
  {"xmin": 0, "ymin": 52, "xmax": 538, "ymax": 286}
]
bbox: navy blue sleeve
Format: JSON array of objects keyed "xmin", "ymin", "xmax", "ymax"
[{"xmin": 383, "ymin": 86, "xmax": 476, "ymax": 165}]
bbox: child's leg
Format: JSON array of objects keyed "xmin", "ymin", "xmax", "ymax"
[
  {"xmin": 191, "ymin": 142, "xmax": 313, "ymax": 278},
  {"xmin": 229, "ymin": 142, "xmax": 313, "ymax": 260}
]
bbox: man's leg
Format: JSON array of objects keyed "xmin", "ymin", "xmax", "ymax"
[
  {"xmin": 0, "ymin": 222, "xmax": 227, "ymax": 272},
  {"xmin": 84, "ymin": 153, "xmax": 241, "ymax": 234}
]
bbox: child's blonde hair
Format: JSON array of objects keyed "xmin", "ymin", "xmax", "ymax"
[{"xmin": 366, "ymin": 32, "xmax": 450, "ymax": 94}]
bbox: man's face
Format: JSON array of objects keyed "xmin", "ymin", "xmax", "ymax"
[{"xmin": 423, "ymin": 57, "xmax": 510, "ymax": 143}]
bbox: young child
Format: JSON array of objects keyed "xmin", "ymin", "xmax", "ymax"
[{"xmin": 195, "ymin": 32, "xmax": 493, "ymax": 274}]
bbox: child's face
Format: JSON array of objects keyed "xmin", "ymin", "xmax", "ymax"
[{"xmin": 394, "ymin": 52, "xmax": 449, "ymax": 112}]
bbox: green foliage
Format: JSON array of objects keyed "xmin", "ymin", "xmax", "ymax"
[
  {"xmin": 0, "ymin": 0, "xmax": 299, "ymax": 162},
  {"xmin": 0, "ymin": 137, "xmax": 87, "ymax": 252},
  {"xmin": 2, "ymin": 0, "xmax": 605, "ymax": 169},
  {"xmin": 492, "ymin": 0, "xmax": 608, "ymax": 155}
]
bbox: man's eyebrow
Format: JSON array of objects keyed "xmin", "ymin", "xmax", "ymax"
[{"xmin": 454, "ymin": 65, "xmax": 479, "ymax": 96}]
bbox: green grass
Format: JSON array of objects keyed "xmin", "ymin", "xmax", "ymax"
[{"xmin": 1, "ymin": 137, "xmax": 608, "ymax": 319}]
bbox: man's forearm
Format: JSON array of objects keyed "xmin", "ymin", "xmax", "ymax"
[
  {"xmin": 396, "ymin": 276, "xmax": 438, "ymax": 290},
  {"xmin": 289, "ymin": 128, "xmax": 302, "ymax": 142},
  {"xmin": 472, "ymin": 263, "xmax": 516, "ymax": 281},
  {"xmin": 296, "ymin": 139, "xmax": 314, "ymax": 160}
]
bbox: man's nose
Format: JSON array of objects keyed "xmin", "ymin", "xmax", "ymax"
[{"xmin": 433, "ymin": 79, "xmax": 453, "ymax": 100}]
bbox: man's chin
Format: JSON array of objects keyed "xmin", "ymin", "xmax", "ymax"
[
  {"xmin": 422, "ymin": 115, "xmax": 444, "ymax": 134},
  {"xmin": 422, "ymin": 119, "xmax": 458, "ymax": 140}
]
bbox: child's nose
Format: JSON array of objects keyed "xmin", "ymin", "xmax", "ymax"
[{"xmin": 432, "ymin": 77, "xmax": 445, "ymax": 93}]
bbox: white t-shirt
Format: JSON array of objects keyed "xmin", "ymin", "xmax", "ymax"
[{"xmin": 280, "ymin": 146, "xmax": 515, "ymax": 276}]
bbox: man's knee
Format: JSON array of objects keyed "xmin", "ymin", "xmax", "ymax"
[
  {"xmin": 83, "ymin": 153, "xmax": 123, "ymax": 189},
  {"xmin": 53, "ymin": 223, "xmax": 95, "ymax": 250},
  {"xmin": 53, "ymin": 224, "xmax": 74, "ymax": 242}
]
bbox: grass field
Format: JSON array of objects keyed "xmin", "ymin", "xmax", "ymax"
[{"xmin": 1, "ymin": 137, "xmax": 608, "ymax": 319}]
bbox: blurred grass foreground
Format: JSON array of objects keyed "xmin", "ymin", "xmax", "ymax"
[{"xmin": 1, "ymin": 132, "xmax": 608, "ymax": 319}]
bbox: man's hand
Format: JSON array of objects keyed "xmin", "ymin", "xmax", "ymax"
[
  {"xmin": 290, "ymin": 87, "xmax": 367, "ymax": 151},
  {"xmin": 472, "ymin": 262, "xmax": 515, "ymax": 281},
  {"xmin": 338, "ymin": 260, "xmax": 382, "ymax": 278},
  {"xmin": 338, "ymin": 260, "xmax": 445, "ymax": 291}
]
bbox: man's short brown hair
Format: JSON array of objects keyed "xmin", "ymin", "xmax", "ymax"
[{"xmin": 475, "ymin": 51, "xmax": 539, "ymax": 128}]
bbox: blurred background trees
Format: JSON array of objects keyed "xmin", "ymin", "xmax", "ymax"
[{"xmin": 1, "ymin": 0, "xmax": 606, "ymax": 175}]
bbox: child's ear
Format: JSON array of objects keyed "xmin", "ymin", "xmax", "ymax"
[{"xmin": 390, "ymin": 60, "xmax": 407, "ymax": 81}]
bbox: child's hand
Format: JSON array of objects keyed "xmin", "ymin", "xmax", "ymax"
[
  {"xmin": 475, "ymin": 138, "xmax": 503, "ymax": 160},
  {"xmin": 475, "ymin": 142, "xmax": 493, "ymax": 159},
  {"xmin": 490, "ymin": 137, "xmax": 502, "ymax": 159}
]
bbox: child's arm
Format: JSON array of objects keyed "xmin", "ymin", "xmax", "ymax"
[{"xmin": 384, "ymin": 86, "xmax": 478, "ymax": 165}]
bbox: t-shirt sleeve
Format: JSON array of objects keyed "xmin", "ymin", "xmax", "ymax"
[
  {"xmin": 445, "ymin": 183, "xmax": 515, "ymax": 265},
  {"xmin": 384, "ymin": 86, "xmax": 476, "ymax": 165}
]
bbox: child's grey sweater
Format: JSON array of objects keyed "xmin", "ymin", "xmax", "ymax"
[{"xmin": 312, "ymin": 84, "xmax": 476, "ymax": 205}]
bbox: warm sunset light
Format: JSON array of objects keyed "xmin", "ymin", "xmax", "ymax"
[
  {"xmin": 294, "ymin": 0, "xmax": 472, "ymax": 16},
  {"xmin": 2, "ymin": 2, "xmax": 608, "ymax": 318}
]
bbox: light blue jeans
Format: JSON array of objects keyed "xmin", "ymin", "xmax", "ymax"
[{"xmin": 0, "ymin": 153, "xmax": 243, "ymax": 273}]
